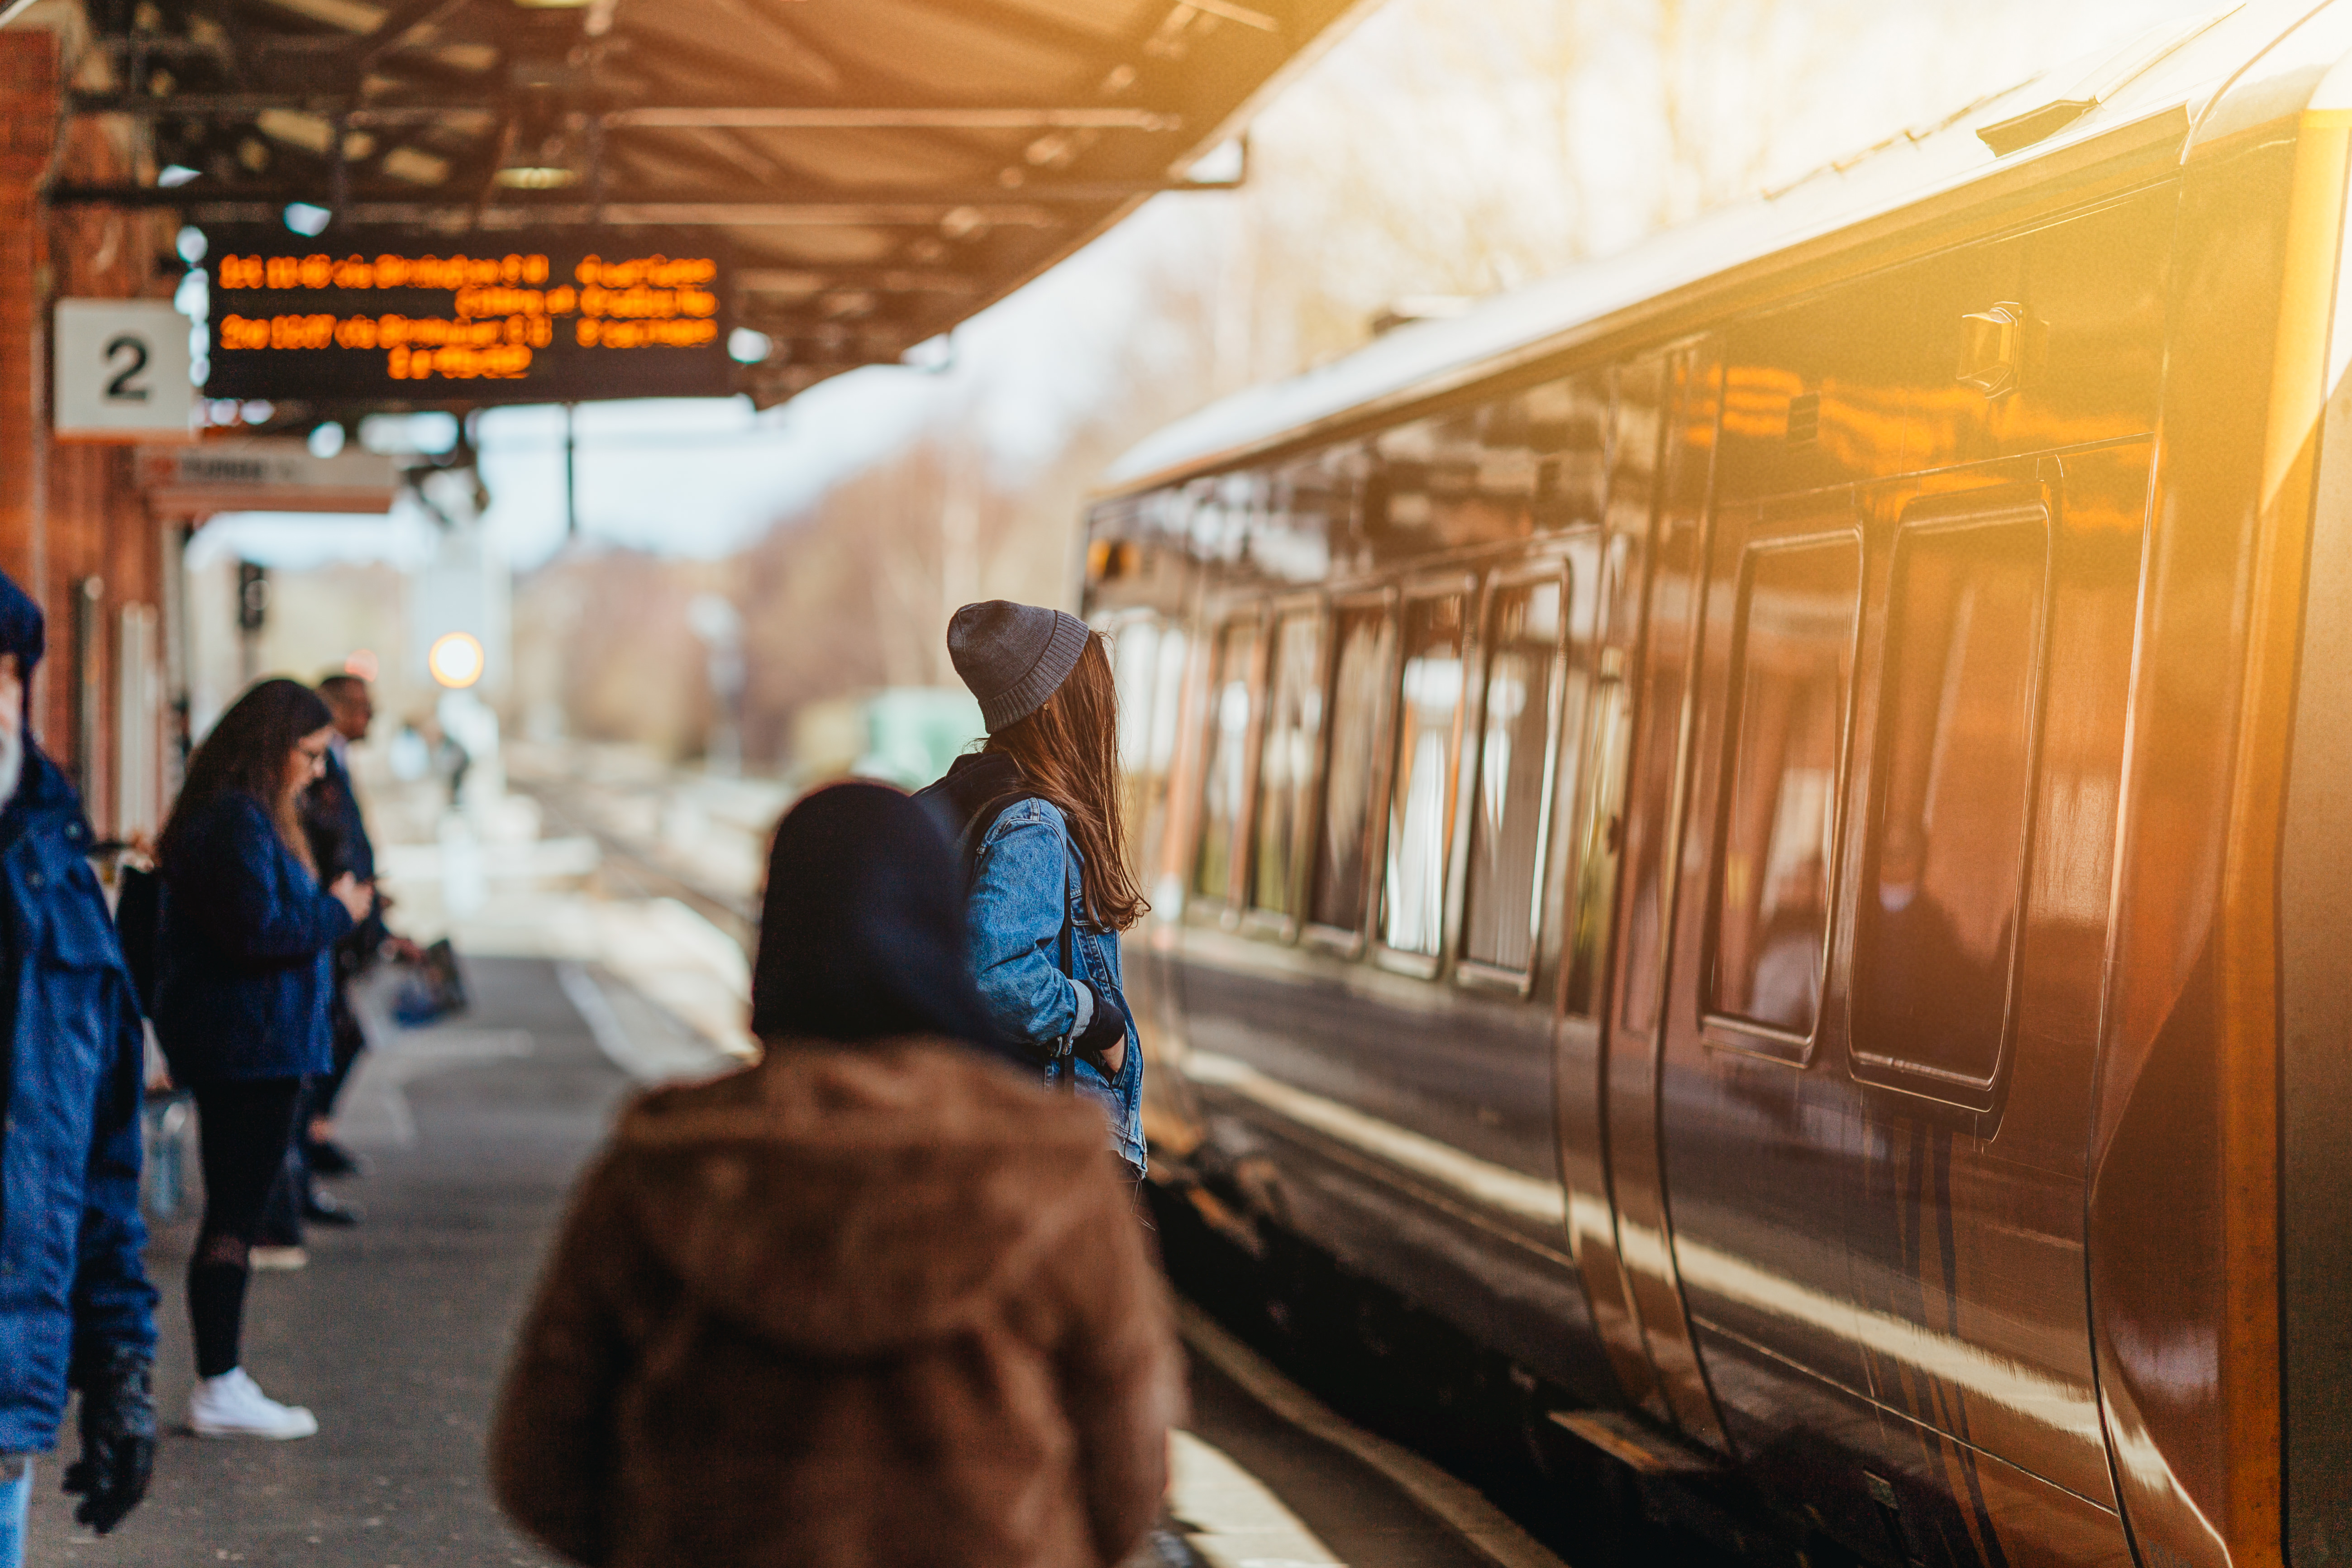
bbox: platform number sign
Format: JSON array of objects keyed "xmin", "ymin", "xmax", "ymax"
[{"xmin": 54, "ymin": 300, "xmax": 195, "ymax": 441}]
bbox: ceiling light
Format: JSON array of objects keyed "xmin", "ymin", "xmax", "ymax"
[
  {"xmin": 282, "ymin": 202, "xmax": 331, "ymax": 236},
  {"xmin": 157, "ymin": 164, "xmax": 199, "ymax": 188},
  {"xmin": 382, "ymin": 147, "xmax": 451, "ymax": 186},
  {"xmin": 493, "ymin": 165, "xmax": 578, "ymax": 190},
  {"xmin": 727, "ymin": 328, "xmax": 773, "ymax": 365}
]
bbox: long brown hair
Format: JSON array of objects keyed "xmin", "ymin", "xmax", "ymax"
[
  {"xmin": 986, "ymin": 633, "xmax": 1148, "ymax": 931},
  {"xmin": 160, "ymin": 677, "xmax": 333, "ymax": 876}
]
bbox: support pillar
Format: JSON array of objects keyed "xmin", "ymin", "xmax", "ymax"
[{"xmin": 0, "ymin": 32, "xmax": 56, "ymax": 641}]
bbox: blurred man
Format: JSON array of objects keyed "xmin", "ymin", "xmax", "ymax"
[
  {"xmin": 255, "ymin": 672, "xmax": 406, "ymax": 1258},
  {"xmin": 0, "ymin": 572, "xmax": 158, "ymax": 1562},
  {"xmin": 301, "ymin": 673, "xmax": 387, "ymax": 1188}
]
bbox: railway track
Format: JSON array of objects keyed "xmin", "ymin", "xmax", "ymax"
[{"xmin": 506, "ymin": 768, "xmax": 761, "ymax": 950}]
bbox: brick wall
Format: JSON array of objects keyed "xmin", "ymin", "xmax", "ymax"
[
  {"xmin": 0, "ymin": 30, "xmax": 54, "ymax": 634},
  {"xmin": 0, "ymin": 29, "xmax": 176, "ymax": 837}
]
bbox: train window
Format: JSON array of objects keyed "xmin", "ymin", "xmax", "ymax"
[
  {"xmin": 1851, "ymin": 508, "xmax": 2048, "ymax": 1090},
  {"xmin": 1707, "ymin": 536, "xmax": 1861, "ymax": 1039},
  {"xmin": 1109, "ymin": 615, "xmax": 1188, "ymax": 876},
  {"xmin": 1381, "ymin": 591, "xmax": 1471, "ymax": 958},
  {"xmin": 1193, "ymin": 616, "xmax": 1261, "ymax": 905},
  {"xmin": 1462, "ymin": 574, "xmax": 1570, "ymax": 976},
  {"xmin": 1307, "ymin": 604, "xmax": 1398, "ymax": 935},
  {"xmin": 1252, "ymin": 610, "xmax": 1327, "ymax": 919}
]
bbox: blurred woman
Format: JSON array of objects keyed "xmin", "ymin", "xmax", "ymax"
[
  {"xmin": 153, "ymin": 678, "xmax": 370, "ymax": 1440},
  {"xmin": 922, "ymin": 601, "xmax": 1148, "ymax": 1179},
  {"xmin": 491, "ymin": 783, "xmax": 1180, "ymax": 1568}
]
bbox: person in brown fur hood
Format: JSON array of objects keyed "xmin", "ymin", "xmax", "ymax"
[{"xmin": 487, "ymin": 781, "xmax": 1184, "ymax": 1568}]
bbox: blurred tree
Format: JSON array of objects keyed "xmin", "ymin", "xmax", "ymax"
[
  {"xmin": 525, "ymin": 0, "xmax": 2197, "ymax": 766},
  {"xmin": 510, "ymin": 549, "xmax": 725, "ymax": 761}
]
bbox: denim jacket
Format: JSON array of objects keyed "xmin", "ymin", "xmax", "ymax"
[
  {"xmin": 0, "ymin": 752, "xmax": 157, "ymax": 1455},
  {"xmin": 966, "ymin": 796, "xmax": 1146, "ymax": 1178}
]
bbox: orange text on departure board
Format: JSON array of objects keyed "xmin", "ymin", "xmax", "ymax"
[{"xmin": 213, "ymin": 251, "xmax": 721, "ymax": 381}]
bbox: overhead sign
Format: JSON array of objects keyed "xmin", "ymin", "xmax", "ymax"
[
  {"xmin": 54, "ymin": 300, "xmax": 195, "ymax": 440},
  {"xmin": 138, "ymin": 438, "xmax": 399, "ymax": 515},
  {"xmin": 198, "ymin": 227, "xmax": 731, "ymax": 405}
]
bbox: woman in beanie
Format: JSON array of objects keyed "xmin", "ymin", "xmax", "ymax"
[
  {"xmin": 490, "ymin": 782, "xmax": 1182, "ymax": 1568},
  {"xmin": 920, "ymin": 601, "xmax": 1149, "ymax": 1178}
]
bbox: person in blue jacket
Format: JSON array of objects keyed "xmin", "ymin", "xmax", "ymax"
[
  {"xmin": 153, "ymin": 678, "xmax": 369, "ymax": 1441},
  {"xmin": 0, "ymin": 571, "xmax": 160, "ymax": 1565},
  {"xmin": 920, "ymin": 602, "xmax": 1148, "ymax": 1180}
]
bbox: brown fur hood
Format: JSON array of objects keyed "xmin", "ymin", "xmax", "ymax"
[{"xmin": 601, "ymin": 1036, "xmax": 1120, "ymax": 1356}]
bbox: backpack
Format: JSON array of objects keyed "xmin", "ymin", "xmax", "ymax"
[{"xmin": 113, "ymin": 863, "xmax": 161, "ymax": 1017}]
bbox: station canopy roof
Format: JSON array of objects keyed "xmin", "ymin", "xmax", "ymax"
[{"xmin": 55, "ymin": 0, "xmax": 1368, "ymax": 407}]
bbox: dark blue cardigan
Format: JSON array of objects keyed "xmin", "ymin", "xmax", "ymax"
[{"xmin": 154, "ymin": 791, "xmax": 355, "ymax": 1083}]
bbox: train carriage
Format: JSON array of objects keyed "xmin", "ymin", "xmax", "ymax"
[{"xmin": 1081, "ymin": 5, "xmax": 2352, "ymax": 1564}]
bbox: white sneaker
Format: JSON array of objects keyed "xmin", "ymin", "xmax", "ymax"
[
  {"xmin": 248, "ymin": 1246, "xmax": 307, "ymax": 1272},
  {"xmin": 189, "ymin": 1369, "xmax": 318, "ymax": 1440}
]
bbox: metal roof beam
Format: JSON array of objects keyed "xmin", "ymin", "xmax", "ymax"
[
  {"xmin": 45, "ymin": 190, "xmax": 1080, "ymax": 226},
  {"xmin": 605, "ymin": 106, "xmax": 1181, "ymax": 131},
  {"xmin": 736, "ymin": 267, "xmax": 982, "ymax": 295},
  {"xmin": 68, "ymin": 94, "xmax": 1183, "ymax": 131},
  {"xmin": 353, "ymin": 0, "xmax": 476, "ymax": 67},
  {"xmin": 878, "ymin": 0, "xmax": 1115, "ymax": 62},
  {"xmin": 46, "ymin": 181, "xmax": 1217, "ymax": 211}
]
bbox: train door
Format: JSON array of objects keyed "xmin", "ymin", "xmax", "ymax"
[
  {"xmin": 1650, "ymin": 473, "xmax": 1903, "ymax": 1544},
  {"xmin": 1557, "ymin": 353, "xmax": 1668, "ymax": 1419},
  {"xmin": 1100, "ymin": 605, "xmax": 1206, "ymax": 1161},
  {"xmin": 1647, "ymin": 196, "xmax": 2165, "ymax": 1562},
  {"xmin": 1586, "ymin": 339, "xmax": 1732, "ymax": 1449}
]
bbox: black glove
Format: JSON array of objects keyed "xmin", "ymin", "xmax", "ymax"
[
  {"xmin": 63, "ymin": 1346, "xmax": 156, "ymax": 1536},
  {"xmin": 1073, "ymin": 982, "xmax": 1130, "ymax": 1077}
]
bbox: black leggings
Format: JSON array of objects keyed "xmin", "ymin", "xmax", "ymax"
[{"xmin": 189, "ymin": 1077, "xmax": 304, "ymax": 1379}]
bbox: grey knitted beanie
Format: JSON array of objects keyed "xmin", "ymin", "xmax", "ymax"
[{"xmin": 946, "ymin": 600, "xmax": 1092, "ymax": 733}]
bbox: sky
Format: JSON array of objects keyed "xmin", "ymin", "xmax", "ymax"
[{"xmin": 198, "ymin": 0, "xmax": 2217, "ymax": 577}]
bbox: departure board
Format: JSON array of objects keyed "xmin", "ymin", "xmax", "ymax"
[{"xmin": 199, "ymin": 227, "xmax": 732, "ymax": 404}]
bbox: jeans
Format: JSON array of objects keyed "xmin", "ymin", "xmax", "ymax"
[{"xmin": 0, "ymin": 1458, "xmax": 30, "ymax": 1568}]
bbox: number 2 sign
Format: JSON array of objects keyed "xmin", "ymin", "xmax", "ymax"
[{"xmin": 54, "ymin": 300, "xmax": 195, "ymax": 441}]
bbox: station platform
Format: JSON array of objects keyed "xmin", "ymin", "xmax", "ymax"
[{"xmin": 18, "ymin": 954, "xmax": 1560, "ymax": 1568}]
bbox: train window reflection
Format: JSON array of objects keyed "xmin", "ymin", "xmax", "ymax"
[
  {"xmin": 1109, "ymin": 616, "xmax": 1188, "ymax": 873},
  {"xmin": 1709, "ymin": 538, "xmax": 1860, "ymax": 1035},
  {"xmin": 1463, "ymin": 577, "xmax": 1568, "ymax": 974},
  {"xmin": 1381, "ymin": 593, "xmax": 1469, "ymax": 956},
  {"xmin": 1194, "ymin": 618, "xmax": 1260, "ymax": 904},
  {"xmin": 1309, "ymin": 607, "xmax": 1398, "ymax": 933},
  {"xmin": 1853, "ymin": 513, "xmax": 2047, "ymax": 1086},
  {"xmin": 1565, "ymin": 667, "xmax": 1629, "ymax": 1018},
  {"xmin": 1253, "ymin": 611, "xmax": 1327, "ymax": 917}
]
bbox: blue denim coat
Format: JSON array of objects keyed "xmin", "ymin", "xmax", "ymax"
[
  {"xmin": 0, "ymin": 752, "xmax": 158, "ymax": 1454},
  {"xmin": 154, "ymin": 792, "xmax": 354, "ymax": 1084},
  {"xmin": 967, "ymin": 797, "xmax": 1146, "ymax": 1177}
]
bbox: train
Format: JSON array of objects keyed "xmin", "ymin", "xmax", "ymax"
[{"xmin": 1079, "ymin": 5, "xmax": 2352, "ymax": 1565}]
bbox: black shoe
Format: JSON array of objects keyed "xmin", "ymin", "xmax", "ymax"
[
  {"xmin": 303, "ymin": 1189, "xmax": 363, "ymax": 1226},
  {"xmin": 305, "ymin": 1139, "xmax": 367, "ymax": 1179}
]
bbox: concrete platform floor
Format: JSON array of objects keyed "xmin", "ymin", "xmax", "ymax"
[
  {"xmin": 26, "ymin": 957, "xmax": 615, "ymax": 1568},
  {"xmin": 18, "ymin": 956, "xmax": 1546, "ymax": 1568}
]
